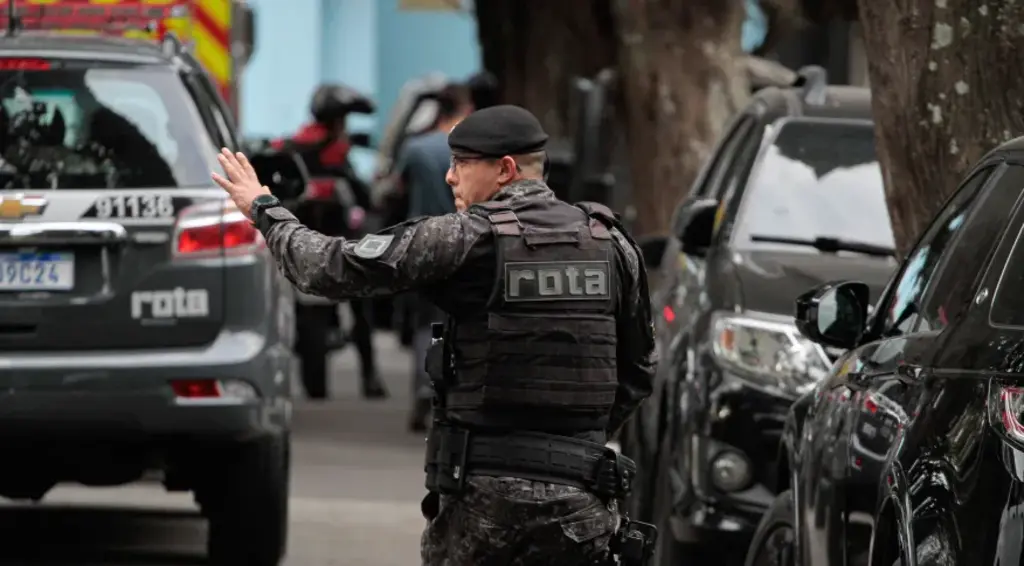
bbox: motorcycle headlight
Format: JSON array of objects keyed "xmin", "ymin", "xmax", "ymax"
[{"xmin": 710, "ymin": 311, "xmax": 831, "ymax": 397}]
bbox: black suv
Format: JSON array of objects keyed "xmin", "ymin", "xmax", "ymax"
[
  {"xmin": 0, "ymin": 33, "xmax": 293, "ymax": 565},
  {"xmin": 745, "ymin": 137, "xmax": 1024, "ymax": 566},
  {"xmin": 623, "ymin": 70, "xmax": 899, "ymax": 564}
]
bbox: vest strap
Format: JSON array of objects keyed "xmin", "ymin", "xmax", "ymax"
[
  {"xmin": 487, "ymin": 210, "xmax": 521, "ymax": 236},
  {"xmin": 576, "ymin": 202, "xmax": 616, "ymax": 240}
]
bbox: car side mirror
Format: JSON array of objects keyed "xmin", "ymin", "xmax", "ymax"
[
  {"xmin": 637, "ymin": 235, "xmax": 668, "ymax": 271},
  {"xmin": 794, "ymin": 280, "xmax": 870, "ymax": 350},
  {"xmin": 673, "ymin": 198, "xmax": 719, "ymax": 257},
  {"xmin": 248, "ymin": 150, "xmax": 310, "ymax": 202}
]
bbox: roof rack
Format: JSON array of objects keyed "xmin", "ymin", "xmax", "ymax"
[
  {"xmin": 793, "ymin": 65, "xmax": 828, "ymax": 105},
  {"xmin": 161, "ymin": 32, "xmax": 185, "ymax": 57}
]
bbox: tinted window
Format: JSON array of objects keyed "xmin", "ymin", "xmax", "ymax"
[
  {"xmin": 0, "ymin": 61, "xmax": 217, "ymax": 189},
  {"xmin": 881, "ymin": 168, "xmax": 994, "ymax": 336},
  {"xmin": 917, "ymin": 166, "xmax": 1024, "ymax": 331},
  {"xmin": 732, "ymin": 120, "xmax": 895, "ymax": 253},
  {"xmin": 691, "ymin": 115, "xmax": 756, "ymax": 198},
  {"xmin": 986, "ymin": 171, "xmax": 1024, "ymax": 327}
]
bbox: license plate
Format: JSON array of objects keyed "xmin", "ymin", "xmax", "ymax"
[{"xmin": 0, "ymin": 252, "xmax": 75, "ymax": 291}]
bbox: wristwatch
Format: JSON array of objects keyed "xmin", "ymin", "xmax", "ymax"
[{"xmin": 249, "ymin": 194, "xmax": 282, "ymax": 224}]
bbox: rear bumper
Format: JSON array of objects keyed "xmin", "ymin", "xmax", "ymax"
[{"xmin": 0, "ymin": 329, "xmax": 294, "ymax": 440}]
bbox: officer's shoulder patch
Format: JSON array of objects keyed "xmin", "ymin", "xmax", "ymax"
[{"xmin": 353, "ymin": 234, "xmax": 395, "ymax": 259}]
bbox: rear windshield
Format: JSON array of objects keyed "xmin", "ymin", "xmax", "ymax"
[
  {"xmin": 732, "ymin": 119, "xmax": 896, "ymax": 253},
  {"xmin": 0, "ymin": 59, "xmax": 217, "ymax": 189}
]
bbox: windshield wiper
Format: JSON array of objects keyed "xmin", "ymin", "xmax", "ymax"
[{"xmin": 750, "ymin": 235, "xmax": 896, "ymax": 257}]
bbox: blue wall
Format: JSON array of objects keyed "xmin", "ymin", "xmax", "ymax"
[
  {"xmin": 373, "ymin": 0, "xmax": 480, "ymax": 141},
  {"xmin": 239, "ymin": 0, "xmax": 323, "ymax": 138},
  {"xmin": 240, "ymin": 0, "xmax": 480, "ymax": 138}
]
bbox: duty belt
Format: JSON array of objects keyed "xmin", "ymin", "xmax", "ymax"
[{"xmin": 424, "ymin": 425, "xmax": 636, "ymax": 498}]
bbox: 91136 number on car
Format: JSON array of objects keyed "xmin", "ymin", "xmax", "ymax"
[{"xmin": 82, "ymin": 194, "xmax": 187, "ymax": 220}]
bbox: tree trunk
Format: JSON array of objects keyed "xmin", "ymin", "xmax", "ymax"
[
  {"xmin": 611, "ymin": 0, "xmax": 751, "ymax": 237},
  {"xmin": 473, "ymin": 0, "xmax": 617, "ymax": 138},
  {"xmin": 856, "ymin": 0, "xmax": 1024, "ymax": 256}
]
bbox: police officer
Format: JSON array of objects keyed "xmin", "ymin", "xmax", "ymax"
[{"xmin": 211, "ymin": 105, "xmax": 657, "ymax": 566}]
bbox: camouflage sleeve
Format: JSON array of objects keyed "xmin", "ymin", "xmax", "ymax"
[
  {"xmin": 607, "ymin": 227, "xmax": 658, "ymax": 437},
  {"xmin": 258, "ymin": 206, "xmax": 487, "ymax": 300}
]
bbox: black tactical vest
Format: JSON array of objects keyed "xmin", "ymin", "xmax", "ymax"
[{"xmin": 444, "ymin": 197, "xmax": 620, "ymax": 433}]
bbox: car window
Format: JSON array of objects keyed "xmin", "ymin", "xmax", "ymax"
[
  {"xmin": 984, "ymin": 168, "xmax": 1024, "ymax": 327},
  {"xmin": 879, "ymin": 167, "xmax": 995, "ymax": 336},
  {"xmin": 714, "ymin": 119, "xmax": 769, "ymax": 235},
  {"xmin": 690, "ymin": 114, "xmax": 756, "ymax": 198},
  {"xmin": 0, "ymin": 60, "xmax": 217, "ymax": 189},
  {"xmin": 731, "ymin": 119, "xmax": 895, "ymax": 253},
  {"xmin": 196, "ymin": 77, "xmax": 237, "ymax": 150},
  {"xmin": 915, "ymin": 165, "xmax": 1024, "ymax": 332}
]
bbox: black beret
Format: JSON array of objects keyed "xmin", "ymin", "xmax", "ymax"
[{"xmin": 448, "ymin": 104, "xmax": 548, "ymax": 157}]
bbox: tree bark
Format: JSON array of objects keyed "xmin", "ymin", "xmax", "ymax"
[
  {"xmin": 856, "ymin": 0, "xmax": 1024, "ymax": 256},
  {"xmin": 473, "ymin": 0, "xmax": 617, "ymax": 138},
  {"xmin": 611, "ymin": 0, "xmax": 751, "ymax": 237}
]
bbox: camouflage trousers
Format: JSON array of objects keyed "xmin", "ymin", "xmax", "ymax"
[{"xmin": 421, "ymin": 476, "xmax": 619, "ymax": 566}]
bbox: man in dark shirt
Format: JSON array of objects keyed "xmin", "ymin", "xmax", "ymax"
[
  {"xmin": 395, "ymin": 84, "xmax": 473, "ymax": 430},
  {"xmin": 212, "ymin": 105, "xmax": 656, "ymax": 565}
]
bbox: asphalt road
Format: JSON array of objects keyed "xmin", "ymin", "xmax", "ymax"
[{"xmin": 0, "ymin": 334, "xmax": 427, "ymax": 566}]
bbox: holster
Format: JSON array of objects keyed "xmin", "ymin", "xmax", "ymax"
[
  {"xmin": 607, "ymin": 518, "xmax": 658, "ymax": 566},
  {"xmin": 422, "ymin": 322, "xmax": 458, "ymax": 519},
  {"xmin": 423, "ymin": 422, "xmax": 469, "ymax": 495}
]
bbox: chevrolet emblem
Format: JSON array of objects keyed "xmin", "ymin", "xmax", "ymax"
[{"xmin": 0, "ymin": 194, "xmax": 47, "ymax": 219}]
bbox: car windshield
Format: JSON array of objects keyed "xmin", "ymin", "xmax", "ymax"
[
  {"xmin": 0, "ymin": 60, "xmax": 218, "ymax": 189},
  {"xmin": 732, "ymin": 119, "xmax": 896, "ymax": 253}
]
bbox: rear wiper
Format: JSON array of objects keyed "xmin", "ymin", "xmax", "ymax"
[{"xmin": 750, "ymin": 235, "xmax": 896, "ymax": 257}]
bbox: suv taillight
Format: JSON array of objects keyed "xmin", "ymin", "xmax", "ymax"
[
  {"xmin": 988, "ymin": 381, "xmax": 1024, "ymax": 451},
  {"xmin": 173, "ymin": 200, "xmax": 264, "ymax": 257}
]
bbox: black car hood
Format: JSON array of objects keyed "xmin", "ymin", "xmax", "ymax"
[{"xmin": 730, "ymin": 249, "xmax": 896, "ymax": 315}]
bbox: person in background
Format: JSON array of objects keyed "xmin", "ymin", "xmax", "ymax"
[
  {"xmin": 273, "ymin": 85, "xmax": 387, "ymax": 399},
  {"xmin": 466, "ymin": 71, "xmax": 499, "ymax": 110},
  {"xmin": 394, "ymin": 83, "xmax": 474, "ymax": 431}
]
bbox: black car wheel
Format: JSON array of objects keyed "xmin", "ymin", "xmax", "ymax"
[
  {"xmin": 744, "ymin": 490, "xmax": 797, "ymax": 566},
  {"xmin": 203, "ymin": 433, "xmax": 290, "ymax": 566},
  {"xmin": 296, "ymin": 304, "xmax": 336, "ymax": 400}
]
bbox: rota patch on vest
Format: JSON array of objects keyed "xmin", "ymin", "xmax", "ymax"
[{"xmin": 504, "ymin": 261, "xmax": 611, "ymax": 301}]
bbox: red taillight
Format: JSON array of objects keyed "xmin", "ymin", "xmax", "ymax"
[
  {"xmin": 173, "ymin": 201, "xmax": 263, "ymax": 257},
  {"xmin": 663, "ymin": 305, "xmax": 675, "ymax": 323},
  {"xmin": 987, "ymin": 382, "xmax": 1024, "ymax": 450},
  {"xmin": 996, "ymin": 385, "xmax": 1024, "ymax": 437},
  {"xmin": 0, "ymin": 58, "xmax": 50, "ymax": 71},
  {"xmin": 170, "ymin": 379, "xmax": 221, "ymax": 399}
]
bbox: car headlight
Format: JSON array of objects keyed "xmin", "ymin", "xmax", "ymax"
[{"xmin": 710, "ymin": 311, "xmax": 831, "ymax": 397}]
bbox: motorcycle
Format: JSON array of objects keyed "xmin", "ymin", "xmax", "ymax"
[{"xmin": 243, "ymin": 129, "xmax": 376, "ymax": 400}]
